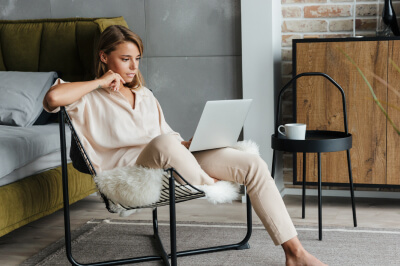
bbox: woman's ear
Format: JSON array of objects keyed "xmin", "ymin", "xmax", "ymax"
[{"xmin": 99, "ymin": 51, "xmax": 107, "ymax": 64}]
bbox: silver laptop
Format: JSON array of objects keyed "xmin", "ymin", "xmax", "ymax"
[{"xmin": 189, "ymin": 99, "xmax": 253, "ymax": 152}]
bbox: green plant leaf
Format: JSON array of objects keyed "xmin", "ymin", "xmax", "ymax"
[{"xmin": 339, "ymin": 48, "xmax": 400, "ymax": 135}]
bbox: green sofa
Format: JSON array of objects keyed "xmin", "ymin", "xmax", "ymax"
[{"xmin": 0, "ymin": 16, "xmax": 128, "ymax": 237}]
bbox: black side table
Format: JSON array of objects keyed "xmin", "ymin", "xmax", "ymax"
[{"xmin": 271, "ymin": 72, "xmax": 357, "ymax": 240}]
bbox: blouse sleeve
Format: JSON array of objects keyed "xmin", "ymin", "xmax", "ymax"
[
  {"xmin": 155, "ymin": 98, "xmax": 184, "ymax": 142},
  {"xmin": 43, "ymin": 78, "xmax": 86, "ymax": 114}
]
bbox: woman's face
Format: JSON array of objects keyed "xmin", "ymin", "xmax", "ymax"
[{"xmin": 102, "ymin": 41, "xmax": 141, "ymax": 83}]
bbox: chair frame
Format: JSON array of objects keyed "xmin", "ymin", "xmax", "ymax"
[{"xmin": 58, "ymin": 107, "xmax": 253, "ymax": 266}]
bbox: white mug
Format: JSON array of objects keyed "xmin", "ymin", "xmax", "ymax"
[{"xmin": 278, "ymin": 123, "xmax": 306, "ymax": 140}]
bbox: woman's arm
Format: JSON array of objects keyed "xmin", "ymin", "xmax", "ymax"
[{"xmin": 43, "ymin": 70, "xmax": 125, "ymax": 112}]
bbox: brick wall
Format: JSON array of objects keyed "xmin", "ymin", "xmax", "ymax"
[{"xmin": 280, "ymin": 0, "xmax": 400, "ymax": 190}]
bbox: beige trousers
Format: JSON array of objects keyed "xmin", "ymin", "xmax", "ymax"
[{"xmin": 135, "ymin": 134, "xmax": 298, "ymax": 245}]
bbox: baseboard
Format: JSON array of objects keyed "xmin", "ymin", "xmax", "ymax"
[{"xmin": 280, "ymin": 188, "xmax": 400, "ymax": 199}]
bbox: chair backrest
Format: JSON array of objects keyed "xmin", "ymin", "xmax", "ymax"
[
  {"xmin": 61, "ymin": 107, "xmax": 97, "ymax": 177},
  {"xmin": 60, "ymin": 107, "xmax": 122, "ymax": 213},
  {"xmin": 70, "ymin": 137, "xmax": 92, "ymax": 175}
]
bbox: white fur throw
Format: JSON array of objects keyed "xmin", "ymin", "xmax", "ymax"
[{"xmin": 94, "ymin": 140, "xmax": 259, "ymax": 216}]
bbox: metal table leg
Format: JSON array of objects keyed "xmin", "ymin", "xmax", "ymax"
[
  {"xmin": 318, "ymin": 153, "xmax": 322, "ymax": 241},
  {"xmin": 302, "ymin": 152, "xmax": 306, "ymax": 219},
  {"xmin": 347, "ymin": 149, "xmax": 357, "ymax": 227}
]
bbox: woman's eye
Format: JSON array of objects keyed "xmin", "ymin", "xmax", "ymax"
[
  {"xmin": 122, "ymin": 58, "xmax": 129, "ymax": 62},
  {"xmin": 136, "ymin": 57, "xmax": 141, "ymax": 62}
]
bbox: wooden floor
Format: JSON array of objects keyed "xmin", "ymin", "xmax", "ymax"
[{"xmin": 1, "ymin": 194, "xmax": 400, "ymax": 265}]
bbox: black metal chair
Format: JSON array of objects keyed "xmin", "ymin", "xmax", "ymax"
[
  {"xmin": 271, "ymin": 72, "xmax": 357, "ymax": 240},
  {"xmin": 58, "ymin": 107, "xmax": 252, "ymax": 266}
]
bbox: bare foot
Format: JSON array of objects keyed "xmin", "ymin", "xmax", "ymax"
[
  {"xmin": 285, "ymin": 248, "xmax": 327, "ymax": 266},
  {"xmin": 282, "ymin": 237, "xmax": 327, "ymax": 266}
]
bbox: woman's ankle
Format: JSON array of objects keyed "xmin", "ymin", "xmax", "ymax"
[
  {"xmin": 282, "ymin": 237, "xmax": 327, "ymax": 266},
  {"xmin": 282, "ymin": 236, "xmax": 305, "ymax": 257}
]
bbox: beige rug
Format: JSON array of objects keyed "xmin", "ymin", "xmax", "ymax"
[{"xmin": 22, "ymin": 219, "xmax": 400, "ymax": 266}]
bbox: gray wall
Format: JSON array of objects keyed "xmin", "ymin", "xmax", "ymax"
[{"xmin": 0, "ymin": 0, "xmax": 242, "ymax": 140}]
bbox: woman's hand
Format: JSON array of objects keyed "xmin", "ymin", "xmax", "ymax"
[
  {"xmin": 211, "ymin": 177, "xmax": 220, "ymax": 183},
  {"xmin": 181, "ymin": 137, "xmax": 193, "ymax": 149},
  {"xmin": 98, "ymin": 70, "xmax": 126, "ymax": 92}
]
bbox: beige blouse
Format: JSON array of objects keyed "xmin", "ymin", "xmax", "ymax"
[{"xmin": 44, "ymin": 79, "xmax": 183, "ymax": 173}]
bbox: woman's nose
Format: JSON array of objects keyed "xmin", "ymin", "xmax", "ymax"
[{"xmin": 130, "ymin": 60, "xmax": 138, "ymax": 70}]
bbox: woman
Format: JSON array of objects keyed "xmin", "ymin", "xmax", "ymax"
[{"xmin": 43, "ymin": 25, "xmax": 325, "ymax": 266}]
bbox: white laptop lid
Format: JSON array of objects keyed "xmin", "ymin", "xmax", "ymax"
[{"xmin": 189, "ymin": 99, "xmax": 253, "ymax": 152}]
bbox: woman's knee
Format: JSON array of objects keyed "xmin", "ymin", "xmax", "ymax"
[
  {"xmin": 243, "ymin": 154, "xmax": 273, "ymax": 182},
  {"xmin": 243, "ymin": 153, "xmax": 268, "ymax": 169},
  {"xmin": 148, "ymin": 134, "xmax": 179, "ymax": 148},
  {"xmin": 136, "ymin": 134, "xmax": 182, "ymax": 167},
  {"xmin": 147, "ymin": 134, "xmax": 181, "ymax": 152}
]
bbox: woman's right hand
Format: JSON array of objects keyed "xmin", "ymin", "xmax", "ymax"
[
  {"xmin": 98, "ymin": 70, "xmax": 126, "ymax": 92},
  {"xmin": 43, "ymin": 73, "xmax": 126, "ymax": 112}
]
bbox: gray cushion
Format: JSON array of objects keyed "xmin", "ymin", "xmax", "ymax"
[{"xmin": 0, "ymin": 71, "xmax": 57, "ymax": 127}]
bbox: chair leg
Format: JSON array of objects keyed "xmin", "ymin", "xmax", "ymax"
[
  {"xmin": 153, "ymin": 208, "xmax": 170, "ymax": 265},
  {"xmin": 62, "ymin": 164, "xmax": 79, "ymax": 266},
  {"xmin": 173, "ymin": 194, "xmax": 253, "ymax": 257},
  {"xmin": 347, "ymin": 150, "xmax": 357, "ymax": 227},
  {"xmin": 235, "ymin": 194, "xmax": 252, "ymax": 250},
  {"xmin": 317, "ymin": 153, "xmax": 322, "ymax": 241},
  {"xmin": 169, "ymin": 173, "xmax": 177, "ymax": 266},
  {"xmin": 302, "ymin": 152, "xmax": 306, "ymax": 219},
  {"xmin": 152, "ymin": 208, "xmax": 158, "ymax": 237},
  {"xmin": 59, "ymin": 111, "xmax": 80, "ymax": 266}
]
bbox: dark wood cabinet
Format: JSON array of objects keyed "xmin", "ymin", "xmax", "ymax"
[{"xmin": 293, "ymin": 37, "xmax": 400, "ymax": 187}]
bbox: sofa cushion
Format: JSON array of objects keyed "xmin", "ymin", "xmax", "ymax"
[{"xmin": 0, "ymin": 23, "xmax": 43, "ymax": 71}]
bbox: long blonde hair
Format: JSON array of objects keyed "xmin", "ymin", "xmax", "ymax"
[{"xmin": 95, "ymin": 25, "xmax": 145, "ymax": 88}]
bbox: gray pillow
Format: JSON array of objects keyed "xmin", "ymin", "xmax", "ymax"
[{"xmin": 0, "ymin": 71, "xmax": 58, "ymax": 127}]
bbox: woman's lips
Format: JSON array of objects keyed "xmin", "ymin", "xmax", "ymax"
[{"xmin": 127, "ymin": 73, "xmax": 136, "ymax": 78}]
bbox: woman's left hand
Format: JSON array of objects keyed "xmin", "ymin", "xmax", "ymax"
[{"xmin": 181, "ymin": 137, "xmax": 193, "ymax": 149}]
